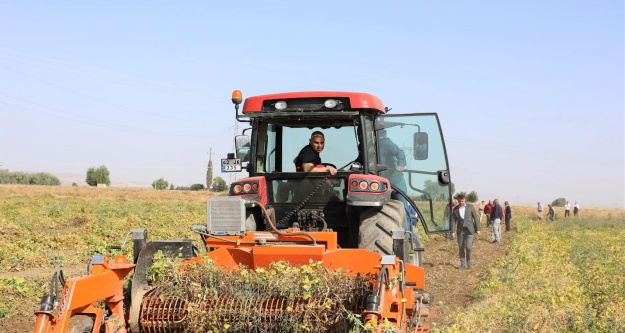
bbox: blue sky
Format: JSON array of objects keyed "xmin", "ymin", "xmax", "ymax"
[{"xmin": 0, "ymin": 1, "xmax": 623, "ymax": 208}]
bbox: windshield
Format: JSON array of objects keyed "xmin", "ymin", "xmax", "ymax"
[{"xmin": 258, "ymin": 120, "xmax": 363, "ymax": 173}]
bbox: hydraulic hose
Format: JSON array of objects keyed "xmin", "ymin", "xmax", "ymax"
[{"xmin": 252, "ymin": 201, "xmax": 317, "ymax": 245}]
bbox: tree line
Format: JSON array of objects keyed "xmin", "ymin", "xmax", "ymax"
[
  {"xmin": 86, "ymin": 165, "xmax": 229, "ymax": 192},
  {"xmin": 151, "ymin": 176, "xmax": 228, "ymax": 192},
  {"xmin": 0, "ymin": 169, "xmax": 60, "ymax": 185}
]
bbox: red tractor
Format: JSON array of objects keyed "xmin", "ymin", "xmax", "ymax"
[
  {"xmin": 33, "ymin": 90, "xmax": 452, "ymax": 333},
  {"xmin": 223, "ymin": 90, "xmax": 452, "ymax": 265}
]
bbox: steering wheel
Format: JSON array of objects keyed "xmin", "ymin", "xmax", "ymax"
[
  {"xmin": 322, "ymin": 163, "xmax": 337, "ymax": 170},
  {"xmin": 337, "ymin": 158, "xmax": 360, "ymax": 171}
]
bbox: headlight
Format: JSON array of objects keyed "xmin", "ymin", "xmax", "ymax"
[
  {"xmin": 324, "ymin": 99, "xmax": 338, "ymax": 108},
  {"xmin": 275, "ymin": 100, "xmax": 287, "ymax": 110}
]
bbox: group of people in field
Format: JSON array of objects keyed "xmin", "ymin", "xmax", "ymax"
[
  {"xmin": 446, "ymin": 195, "xmax": 512, "ymax": 270},
  {"xmin": 449, "ymin": 197, "xmax": 583, "ymax": 271},
  {"xmin": 536, "ymin": 201, "xmax": 580, "ymax": 221}
]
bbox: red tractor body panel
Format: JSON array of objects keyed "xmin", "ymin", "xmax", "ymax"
[{"xmin": 242, "ymin": 91, "xmax": 386, "ymax": 113}]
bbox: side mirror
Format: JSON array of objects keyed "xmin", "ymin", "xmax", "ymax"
[
  {"xmin": 234, "ymin": 135, "xmax": 250, "ymax": 162},
  {"xmin": 437, "ymin": 170, "xmax": 450, "ymax": 185},
  {"xmin": 413, "ymin": 132, "xmax": 429, "ymax": 160}
]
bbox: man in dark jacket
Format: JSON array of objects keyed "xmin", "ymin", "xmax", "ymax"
[
  {"xmin": 484, "ymin": 200, "xmax": 493, "ymax": 227},
  {"xmin": 504, "ymin": 201, "xmax": 512, "ymax": 231},
  {"xmin": 452, "ymin": 194, "xmax": 480, "ymax": 270},
  {"xmin": 490, "ymin": 199, "xmax": 504, "ymax": 243}
]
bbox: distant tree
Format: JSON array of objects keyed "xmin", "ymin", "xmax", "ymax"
[
  {"xmin": 552, "ymin": 198, "xmax": 566, "ymax": 207},
  {"xmin": 169, "ymin": 184, "xmax": 174, "ymax": 190},
  {"xmin": 85, "ymin": 165, "xmax": 111, "ymax": 186},
  {"xmin": 0, "ymin": 170, "xmax": 59, "ymax": 185},
  {"xmin": 190, "ymin": 183, "xmax": 205, "ymax": 191},
  {"xmin": 11, "ymin": 172, "xmax": 29, "ymax": 184},
  {"xmin": 152, "ymin": 178, "xmax": 169, "ymax": 190},
  {"xmin": 29, "ymin": 172, "xmax": 61, "ymax": 185},
  {"xmin": 211, "ymin": 177, "xmax": 228, "ymax": 192},
  {"xmin": 421, "ymin": 180, "xmax": 441, "ymax": 201},
  {"xmin": 72, "ymin": 182, "xmax": 78, "ymax": 187},
  {"xmin": 466, "ymin": 191, "xmax": 478, "ymax": 203},
  {"xmin": 421, "ymin": 179, "xmax": 455, "ymax": 201},
  {"xmin": 175, "ymin": 186, "xmax": 190, "ymax": 190}
]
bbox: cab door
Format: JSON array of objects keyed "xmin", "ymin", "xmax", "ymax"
[{"xmin": 377, "ymin": 114, "xmax": 452, "ymax": 233}]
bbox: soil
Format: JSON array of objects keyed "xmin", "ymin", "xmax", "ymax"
[
  {"xmin": 424, "ymin": 224, "xmax": 514, "ymax": 329},
  {"xmin": 1, "ymin": 223, "xmax": 513, "ymax": 333}
]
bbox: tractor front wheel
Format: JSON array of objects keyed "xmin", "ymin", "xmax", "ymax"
[{"xmin": 358, "ymin": 199, "xmax": 405, "ymax": 258}]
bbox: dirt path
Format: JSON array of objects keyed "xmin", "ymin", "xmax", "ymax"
[{"xmin": 424, "ymin": 225, "xmax": 514, "ymax": 328}]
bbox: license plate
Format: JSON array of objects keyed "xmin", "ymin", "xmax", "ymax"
[{"xmin": 221, "ymin": 158, "xmax": 242, "ymax": 172}]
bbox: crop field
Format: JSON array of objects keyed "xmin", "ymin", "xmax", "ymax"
[
  {"xmin": 0, "ymin": 184, "xmax": 623, "ymax": 332},
  {"xmin": 444, "ymin": 211, "xmax": 625, "ymax": 332}
]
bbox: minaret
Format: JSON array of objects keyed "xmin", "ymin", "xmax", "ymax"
[{"xmin": 206, "ymin": 148, "xmax": 213, "ymax": 189}]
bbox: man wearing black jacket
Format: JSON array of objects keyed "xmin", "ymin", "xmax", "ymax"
[
  {"xmin": 452, "ymin": 194, "xmax": 480, "ymax": 270},
  {"xmin": 504, "ymin": 201, "xmax": 512, "ymax": 231},
  {"xmin": 490, "ymin": 199, "xmax": 504, "ymax": 243}
]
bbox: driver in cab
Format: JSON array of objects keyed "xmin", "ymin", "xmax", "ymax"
[{"xmin": 294, "ymin": 131, "xmax": 338, "ymax": 175}]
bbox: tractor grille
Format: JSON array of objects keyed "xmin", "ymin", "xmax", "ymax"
[{"xmin": 206, "ymin": 197, "xmax": 246, "ymax": 235}]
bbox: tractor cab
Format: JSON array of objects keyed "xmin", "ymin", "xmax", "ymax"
[{"xmin": 224, "ymin": 90, "xmax": 452, "ymax": 248}]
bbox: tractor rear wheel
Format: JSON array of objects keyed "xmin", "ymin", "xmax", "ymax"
[
  {"xmin": 358, "ymin": 199, "xmax": 405, "ymax": 258},
  {"xmin": 67, "ymin": 315, "xmax": 94, "ymax": 333}
]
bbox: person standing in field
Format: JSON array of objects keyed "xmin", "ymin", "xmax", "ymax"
[
  {"xmin": 564, "ymin": 201, "xmax": 571, "ymax": 217},
  {"xmin": 360, "ymin": 129, "xmax": 408, "ymax": 206},
  {"xmin": 444, "ymin": 198, "xmax": 459, "ymax": 240},
  {"xmin": 504, "ymin": 201, "xmax": 512, "ymax": 232},
  {"xmin": 574, "ymin": 202, "xmax": 580, "ymax": 217},
  {"xmin": 378, "ymin": 130, "xmax": 407, "ymax": 194},
  {"xmin": 484, "ymin": 200, "xmax": 493, "ymax": 227},
  {"xmin": 490, "ymin": 199, "xmax": 503, "ymax": 243},
  {"xmin": 537, "ymin": 202, "xmax": 544, "ymax": 220},
  {"xmin": 478, "ymin": 200, "xmax": 485, "ymax": 224},
  {"xmin": 452, "ymin": 193, "xmax": 480, "ymax": 270},
  {"xmin": 548, "ymin": 204, "xmax": 555, "ymax": 221}
]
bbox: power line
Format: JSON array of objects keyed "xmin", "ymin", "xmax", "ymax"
[
  {"xmin": 0, "ymin": 94, "xmax": 213, "ymax": 137},
  {"xmin": 0, "ymin": 48, "xmax": 209, "ymax": 98},
  {"xmin": 0, "ymin": 64, "xmax": 204, "ymax": 123}
]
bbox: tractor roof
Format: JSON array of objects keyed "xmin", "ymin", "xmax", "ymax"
[{"xmin": 242, "ymin": 91, "xmax": 386, "ymax": 114}]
